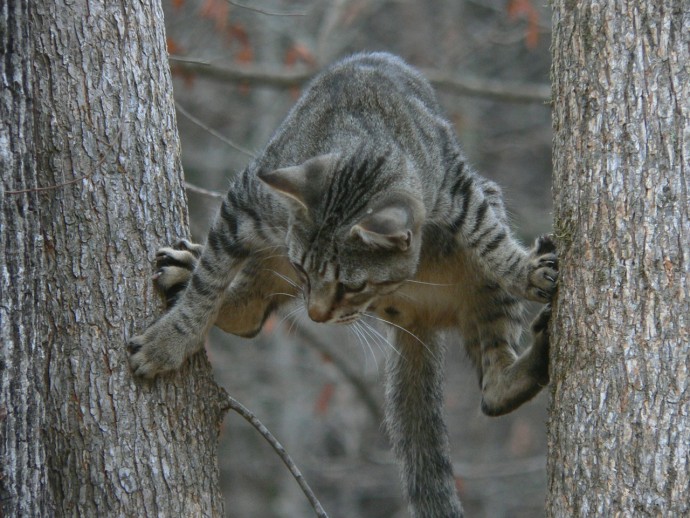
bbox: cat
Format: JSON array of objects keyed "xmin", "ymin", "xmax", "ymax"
[{"xmin": 128, "ymin": 52, "xmax": 557, "ymax": 517}]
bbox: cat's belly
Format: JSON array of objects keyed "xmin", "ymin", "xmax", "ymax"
[
  {"xmin": 373, "ymin": 283, "xmax": 470, "ymax": 329},
  {"xmin": 371, "ymin": 252, "xmax": 481, "ymax": 329}
]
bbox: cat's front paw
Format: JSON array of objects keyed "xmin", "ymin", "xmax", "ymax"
[
  {"xmin": 154, "ymin": 239, "xmax": 203, "ymax": 308},
  {"xmin": 127, "ymin": 313, "xmax": 199, "ymax": 378},
  {"xmin": 524, "ymin": 234, "xmax": 558, "ymax": 303}
]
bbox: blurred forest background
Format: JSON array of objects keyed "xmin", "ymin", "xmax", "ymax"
[{"xmin": 162, "ymin": 0, "xmax": 553, "ymax": 516}]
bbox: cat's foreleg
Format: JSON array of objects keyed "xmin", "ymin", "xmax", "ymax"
[
  {"xmin": 152, "ymin": 238, "xmax": 203, "ymax": 308},
  {"xmin": 450, "ymin": 173, "xmax": 557, "ymax": 302},
  {"xmin": 128, "ymin": 214, "xmax": 250, "ymax": 378},
  {"xmin": 385, "ymin": 328, "xmax": 464, "ymax": 518},
  {"xmin": 151, "ymin": 242, "xmax": 294, "ymax": 337}
]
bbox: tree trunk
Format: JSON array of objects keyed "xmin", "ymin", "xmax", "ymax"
[
  {"xmin": 548, "ymin": 1, "xmax": 689, "ymax": 515},
  {"xmin": 1, "ymin": 1, "xmax": 228, "ymax": 515}
]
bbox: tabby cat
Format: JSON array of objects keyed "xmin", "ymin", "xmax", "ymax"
[{"xmin": 129, "ymin": 52, "xmax": 557, "ymax": 517}]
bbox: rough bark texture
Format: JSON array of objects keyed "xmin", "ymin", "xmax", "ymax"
[
  {"xmin": 1, "ymin": 1, "xmax": 228, "ymax": 516},
  {"xmin": 549, "ymin": 1, "xmax": 689, "ymax": 516}
]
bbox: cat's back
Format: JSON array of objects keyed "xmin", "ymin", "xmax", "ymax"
[
  {"xmin": 319, "ymin": 52, "xmax": 440, "ymax": 109},
  {"xmin": 262, "ymin": 52, "xmax": 454, "ymax": 172}
]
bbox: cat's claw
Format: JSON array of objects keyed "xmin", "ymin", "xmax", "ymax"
[
  {"xmin": 525, "ymin": 235, "xmax": 558, "ymax": 303},
  {"xmin": 153, "ymin": 241, "xmax": 203, "ymax": 306}
]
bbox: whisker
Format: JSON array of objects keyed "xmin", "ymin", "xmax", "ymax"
[
  {"xmin": 278, "ymin": 305, "xmax": 304, "ymax": 331},
  {"xmin": 263, "ymin": 269, "xmax": 300, "ymax": 289},
  {"xmin": 253, "ymin": 244, "xmax": 286, "ymax": 255},
  {"xmin": 360, "ymin": 319, "xmax": 402, "ymax": 359},
  {"xmin": 347, "ymin": 323, "xmax": 373, "ymax": 370},
  {"xmin": 264, "ymin": 292, "xmax": 297, "ymax": 300},
  {"xmin": 403, "ymin": 279, "xmax": 457, "ymax": 287},
  {"xmin": 352, "ymin": 321, "xmax": 378, "ymax": 370},
  {"xmin": 366, "ymin": 314, "xmax": 437, "ymax": 362},
  {"xmin": 260, "ymin": 254, "xmax": 290, "ymax": 261},
  {"xmin": 286, "ymin": 306, "xmax": 306, "ymax": 336},
  {"xmin": 394, "ymin": 291, "xmax": 419, "ymax": 303}
]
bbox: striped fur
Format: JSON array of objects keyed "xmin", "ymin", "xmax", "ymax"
[{"xmin": 129, "ymin": 53, "xmax": 557, "ymax": 518}]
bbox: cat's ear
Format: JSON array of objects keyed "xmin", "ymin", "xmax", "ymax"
[
  {"xmin": 258, "ymin": 154, "xmax": 336, "ymax": 211},
  {"xmin": 350, "ymin": 205, "xmax": 414, "ymax": 252}
]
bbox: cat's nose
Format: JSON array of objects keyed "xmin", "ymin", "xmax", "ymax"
[{"xmin": 307, "ymin": 302, "xmax": 331, "ymax": 323}]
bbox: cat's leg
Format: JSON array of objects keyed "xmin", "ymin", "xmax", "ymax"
[
  {"xmin": 213, "ymin": 256, "xmax": 298, "ymax": 337},
  {"xmin": 128, "ymin": 193, "xmax": 259, "ymax": 378},
  {"xmin": 448, "ymin": 166, "xmax": 558, "ymax": 302},
  {"xmin": 470, "ymin": 285, "xmax": 552, "ymax": 416},
  {"xmin": 385, "ymin": 327, "xmax": 464, "ymax": 518},
  {"xmin": 153, "ymin": 240, "xmax": 298, "ymax": 338}
]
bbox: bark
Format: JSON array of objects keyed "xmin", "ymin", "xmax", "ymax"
[
  {"xmin": 1, "ymin": 1, "xmax": 228, "ymax": 516},
  {"xmin": 548, "ymin": 1, "xmax": 689, "ymax": 516}
]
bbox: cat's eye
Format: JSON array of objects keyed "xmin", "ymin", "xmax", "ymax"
[{"xmin": 337, "ymin": 281, "xmax": 368, "ymax": 295}]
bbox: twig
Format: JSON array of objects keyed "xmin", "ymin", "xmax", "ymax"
[
  {"xmin": 224, "ymin": 0, "xmax": 307, "ymax": 17},
  {"xmin": 174, "ymin": 101, "xmax": 257, "ymax": 159},
  {"xmin": 453, "ymin": 455, "xmax": 546, "ymax": 479},
  {"xmin": 422, "ymin": 69, "xmax": 551, "ymax": 104},
  {"xmin": 167, "ymin": 57, "xmax": 551, "ymax": 104},
  {"xmin": 225, "ymin": 394, "xmax": 330, "ymax": 518}
]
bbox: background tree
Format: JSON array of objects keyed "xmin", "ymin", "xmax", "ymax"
[
  {"xmin": 1, "ymin": 1, "xmax": 228, "ymax": 515},
  {"xmin": 549, "ymin": 0, "xmax": 689, "ymax": 515}
]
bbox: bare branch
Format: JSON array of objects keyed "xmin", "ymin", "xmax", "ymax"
[
  {"xmin": 422, "ymin": 69, "xmax": 551, "ymax": 105},
  {"xmin": 175, "ymin": 101, "xmax": 257, "ymax": 159},
  {"xmin": 168, "ymin": 57, "xmax": 551, "ymax": 104},
  {"xmin": 224, "ymin": 0, "xmax": 308, "ymax": 17},
  {"xmin": 224, "ymin": 394, "xmax": 330, "ymax": 518},
  {"xmin": 454, "ymin": 455, "xmax": 546, "ymax": 480}
]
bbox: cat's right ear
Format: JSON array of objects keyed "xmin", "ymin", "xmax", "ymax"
[{"xmin": 258, "ymin": 154, "xmax": 336, "ymax": 211}]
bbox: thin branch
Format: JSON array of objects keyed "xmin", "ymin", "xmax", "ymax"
[
  {"xmin": 453, "ymin": 455, "xmax": 546, "ymax": 479},
  {"xmin": 224, "ymin": 0, "xmax": 308, "ymax": 17},
  {"xmin": 422, "ymin": 69, "xmax": 551, "ymax": 104},
  {"xmin": 169, "ymin": 56, "xmax": 312, "ymax": 88},
  {"xmin": 167, "ymin": 57, "xmax": 551, "ymax": 104},
  {"xmin": 174, "ymin": 101, "xmax": 257, "ymax": 159},
  {"xmin": 224, "ymin": 394, "xmax": 330, "ymax": 518}
]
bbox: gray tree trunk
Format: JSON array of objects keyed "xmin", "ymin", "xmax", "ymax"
[
  {"xmin": 548, "ymin": 1, "xmax": 689, "ymax": 515},
  {"xmin": 1, "ymin": 1, "xmax": 228, "ymax": 516}
]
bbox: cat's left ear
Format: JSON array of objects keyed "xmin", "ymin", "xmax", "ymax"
[
  {"xmin": 258, "ymin": 154, "xmax": 336, "ymax": 211},
  {"xmin": 350, "ymin": 203, "xmax": 418, "ymax": 252}
]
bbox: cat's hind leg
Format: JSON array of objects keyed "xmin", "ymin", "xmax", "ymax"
[
  {"xmin": 476, "ymin": 303, "xmax": 552, "ymax": 416},
  {"xmin": 472, "ymin": 241, "xmax": 557, "ymax": 416}
]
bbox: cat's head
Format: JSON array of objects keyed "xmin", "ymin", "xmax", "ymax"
[{"xmin": 259, "ymin": 152, "xmax": 424, "ymax": 324}]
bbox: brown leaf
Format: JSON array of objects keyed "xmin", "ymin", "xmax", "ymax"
[
  {"xmin": 200, "ymin": 0, "xmax": 229, "ymax": 31},
  {"xmin": 507, "ymin": 0, "xmax": 540, "ymax": 49},
  {"xmin": 314, "ymin": 382, "xmax": 336, "ymax": 415}
]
